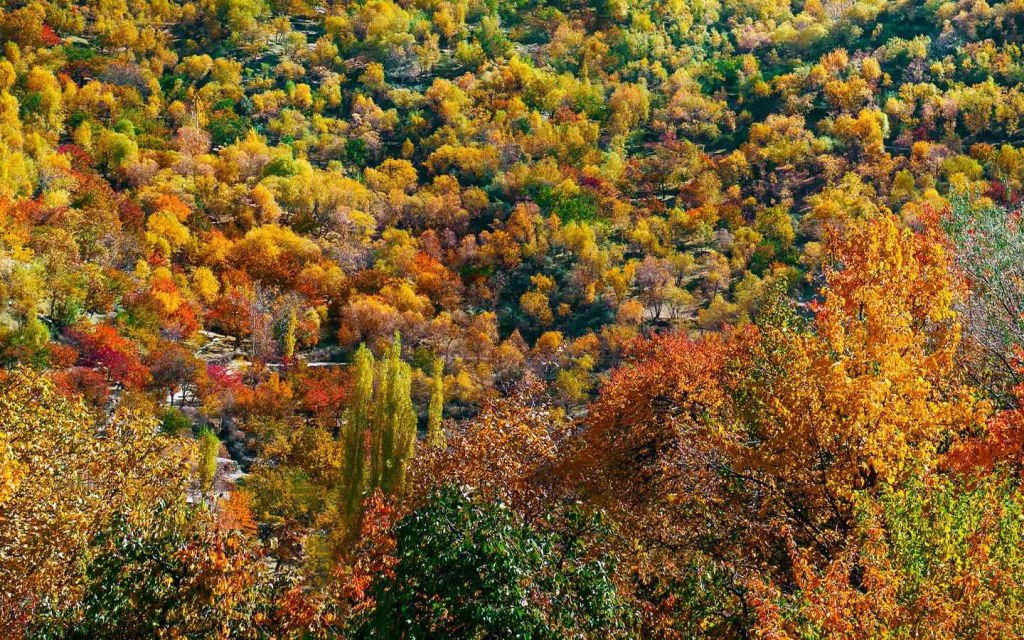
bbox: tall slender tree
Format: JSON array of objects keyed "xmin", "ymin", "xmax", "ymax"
[
  {"xmin": 371, "ymin": 333, "xmax": 416, "ymax": 496},
  {"xmin": 282, "ymin": 309, "xmax": 297, "ymax": 361},
  {"xmin": 426, "ymin": 357, "xmax": 446, "ymax": 450},
  {"xmin": 343, "ymin": 344, "xmax": 375, "ymax": 519},
  {"xmin": 198, "ymin": 428, "xmax": 219, "ymax": 499},
  {"xmin": 344, "ymin": 334, "xmax": 418, "ymax": 524}
]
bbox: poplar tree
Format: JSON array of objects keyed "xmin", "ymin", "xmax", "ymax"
[
  {"xmin": 426, "ymin": 357, "xmax": 446, "ymax": 450},
  {"xmin": 371, "ymin": 333, "xmax": 416, "ymax": 496},
  {"xmin": 197, "ymin": 428, "xmax": 219, "ymax": 497},
  {"xmin": 344, "ymin": 334, "xmax": 418, "ymax": 523},
  {"xmin": 343, "ymin": 344, "xmax": 374, "ymax": 518},
  {"xmin": 282, "ymin": 309, "xmax": 297, "ymax": 360}
]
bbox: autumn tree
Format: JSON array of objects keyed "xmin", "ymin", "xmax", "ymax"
[
  {"xmin": 26, "ymin": 502, "xmax": 280, "ymax": 640},
  {"xmin": 718, "ymin": 214, "xmax": 987, "ymax": 556},
  {"xmin": 566, "ymin": 213, "xmax": 989, "ymax": 634},
  {"xmin": 198, "ymin": 428, "xmax": 220, "ymax": 497},
  {"xmin": 342, "ymin": 344, "xmax": 374, "ymax": 520},
  {"xmin": 369, "ymin": 333, "xmax": 416, "ymax": 497},
  {"xmin": 752, "ymin": 470, "xmax": 1024, "ymax": 639},
  {"xmin": 66, "ymin": 322, "xmax": 150, "ymax": 390},
  {"xmin": 425, "ymin": 357, "xmax": 445, "ymax": 450},
  {"xmin": 0, "ymin": 369, "xmax": 190, "ymax": 634},
  {"xmin": 416, "ymin": 373, "xmax": 569, "ymax": 516}
]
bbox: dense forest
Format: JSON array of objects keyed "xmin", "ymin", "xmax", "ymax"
[{"xmin": 3, "ymin": 0, "xmax": 1024, "ymax": 636}]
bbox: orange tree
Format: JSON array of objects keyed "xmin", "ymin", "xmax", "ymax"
[
  {"xmin": 564, "ymin": 213, "xmax": 989, "ymax": 636},
  {"xmin": 724, "ymin": 213, "xmax": 986, "ymax": 552}
]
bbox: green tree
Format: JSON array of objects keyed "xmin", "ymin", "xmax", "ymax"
[
  {"xmin": 198, "ymin": 429, "xmax": 219, "ymax": 496},
  {"xmin": 352, "ymin": 486, "xmax": 633, "ymax": 639},
  {"xmin": 342, "ymin": 335, "xmax": 417, "ymax": 525},
  {"xmin": 343, "ymin": 344, "xmax": 375, "ymax": 519},
  {"xmin": 370, "ymin": 333, "xmax": 416, "ymax": 496}
]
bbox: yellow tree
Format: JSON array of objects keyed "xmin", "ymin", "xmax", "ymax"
[
  {"xmin": 426, "ymin": 357, "xmax": 445, "ymax": 450},
  {"xmin": 371, "ymin": 333, "xmax": 417, "ymax": 497},
  {"xmin": 342, "ymin": 344, "xmax": 375, "ymax": 520},
  {"xmin": 727, "ymin": 213, "xmax": 987, "ymax": 551},
  {"xmin": 0, "ymin": 368, "xmax": 191, "ymax": 633}
]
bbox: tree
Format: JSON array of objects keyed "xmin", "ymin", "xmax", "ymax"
[
  {"xmin": 228, "ymin": 225, "xmax": 322, "ymax": 288},
  {"xmin": 415, "ymin": 373, "xmax": 568, "ymax": 516},
  {"xmin": 425, "ymin": 357, "xmax": 445, "ymax": 450},
  {"xmin": 0, "ymin": 431, "xmax": 23, "ymax": 508},
  {"xmin": 27, "ymin": 502, "xmax": 278, "ymax": 640},
  {"xmin": 941, "ymin": 196, "xmax": 1024, "ymax": 398},
  {"xmin": 342, "ymin": 344, "xmax": 375, "ymax": 520},
  {"xmin": 0, "ymin": 369, "xmax": 189, "ymax": 634},
  {"xmin": 198, "ymin": 428, "xmax": 220, "ymax": 497},
  {"xmin": 634, "ymin": 256, "xmax": 675, "ymax": 319},
  {"xmin": 148, "ymin": 341, "xmax": 205, "ymax": 406},
  {"xmin": 752, "ymin": 470, "xmax": 1024, "ymax": 639},
  {"xmin": 66, "ymin": 323, "xmax": 150, "ymax": 390},
  {"xmin": 369, "ymin": 333, "xmax": 416, "ymax": 497},
  {"xmin": 282, "ymin": 309, "xmax": 297, "ymax": 361},
  {"xmin": 567, "ymin": 214, "xmax": 988, "ymax": 634},
  {"xmin": 352, "ymin": 486, "xmax": 633, "ymax": 640},
  {"xmin": 342, "ymin": 335, "xmax": 417, "ymax": 524},
  {"xmin": 206, "ymin": 286, "xmax": 259, "ymax": 351},
  {"xmin": 723, "ymin": 214, "xmax": 985, "ymax": 550}
]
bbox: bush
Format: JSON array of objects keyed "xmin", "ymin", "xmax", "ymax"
[{"xmin": 158, "ymin": 406, "xmax": 192, "ymax": 435}]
